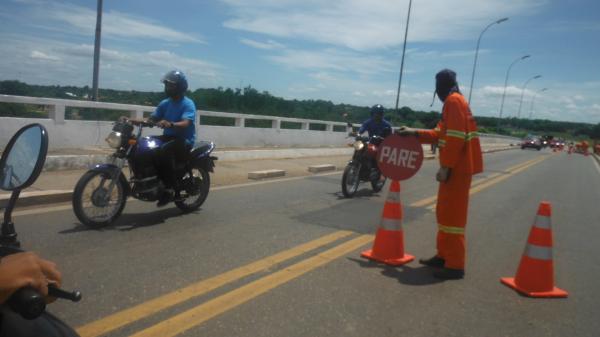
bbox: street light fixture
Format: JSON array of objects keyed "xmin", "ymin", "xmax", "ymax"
[
  {"xmin": 467, "ymin": 17, "xmax": 509, "ymax": 104},
  {"xmin": 394, "ymin": 0, "xmax": 413, "ymax": 113},
  {"xmin": 517, "ymin": 75, "xmax": 542, "ymax": 119},
  {"xmin": 499, "ymin": 55, "xmax": 530, "ymax": 120},
  {"xmin": 528, "ymin": 88, "xmax": 548, "ymax": 119}
]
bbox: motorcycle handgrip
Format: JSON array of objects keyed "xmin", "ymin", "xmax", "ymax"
[
  {"xmin": 48, "ymin": 285, "xmax": 82, "ymax": 302},
  {"xmin": 7, "ymin": 287, "xmax": 46, "ymax": 320}
]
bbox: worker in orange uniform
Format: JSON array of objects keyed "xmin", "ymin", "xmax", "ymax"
[
  {"xmin": 396, "ymin": 69, "xmax": 483, "ymax": 279},
  {"xmin": 581, "ymin": 140, "xmax": 589, "ymax": 156}
]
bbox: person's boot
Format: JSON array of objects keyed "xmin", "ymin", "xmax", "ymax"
[
  {"xmin": 433, "ymin": 268, "xmax": 464, "ymax": 280},
  {"xmin": 157, "ymin": 189, "xmax": 174, "ymax": 207},
  {"xmin": 418, "ymin": 255, "xmax": 445, "ymax": 268}
]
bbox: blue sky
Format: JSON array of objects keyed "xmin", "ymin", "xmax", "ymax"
[{"xmin": 1, "ymin": 0, "xmax": 599, "ymax": 124}]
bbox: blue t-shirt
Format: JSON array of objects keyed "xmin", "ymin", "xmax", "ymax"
[
  {"xmin": 358, "ymin": 118, "xmax": 392, "ymax": 138},
  {"xmin": 151, "ymin": 97, "xmax": 196, "ymax": 146}
]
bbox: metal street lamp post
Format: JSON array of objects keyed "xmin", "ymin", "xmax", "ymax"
[
  {"xmin": 528, "ymin": 88, "xmax": 548, "ymax": 119},
  {"xmin": 92, "ymin": 0, "xmax": 103, "ymax": 101},
  {"xmin": 517, "ymin": 75, "xmax": 542, "ymax": 119},
  {"xmin": 467, "ymin": 17, "xmax": 509, "ymax": 104},
  {"xmin": 499, "ymin": 55, "xmax": 529, "ymax": 119},
  {"xmin": 394, "ymin": 0, "xmax": 413, "ymax": 113}
]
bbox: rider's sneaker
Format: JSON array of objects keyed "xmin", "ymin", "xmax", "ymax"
[
  {"xmin": 369, "ymin": 169, "xmax": 380, "ymax": 182},
  {"xmin": 157, "ymin": 189, "xmax": 174, "ymax": 207}
]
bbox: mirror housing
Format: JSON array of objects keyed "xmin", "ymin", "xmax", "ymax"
[
  {"xmin": 0, "ymin": 124, "xmax": 48, "ymax": 247},
  {"xmin": 0, "ymin": 124, "xmax": 48, "ymax": 191}
]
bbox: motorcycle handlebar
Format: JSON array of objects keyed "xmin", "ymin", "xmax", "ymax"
[{"xmin": 8, "ymin": 284, "xmax": 82, "ymax": 320}]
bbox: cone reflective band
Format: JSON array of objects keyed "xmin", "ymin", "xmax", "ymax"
[
  {"xmin": 361, "ymin": 181, "xmax": 414, "ymax": 265},
  {"xmin": 501, "ymin": 201, "xmax": 568, "ymax": 298}
]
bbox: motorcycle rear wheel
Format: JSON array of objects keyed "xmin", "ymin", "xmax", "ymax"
[
  {"xmin": 73, "ymin": 170, "xmax": 126, "ymax": 228},
  {"xmin": 175, "ymin": 167, "xmax": 210, "ymax": 212},
  {"xmin": 341, "ymin": 163, "xmax": 361, "ymax": 198}
]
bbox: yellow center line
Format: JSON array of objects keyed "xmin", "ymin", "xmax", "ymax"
[
  {"xmin": 424, "ymin": 155, "xmax": 548, "ymax": 211},
  {"xmin": 129, "ymin": 235, "xmax": 374, "ymax": 337},
  {"xmin": 468, "ymin": 155, "xmax": 548, "ymax": 195},
  {"xmin": 76, "ymin": 230, "xmax": 354, "ymax": 337},
  {"xmin": 410, "ymin": 155, "xmax": 547, "ymax": 208}
]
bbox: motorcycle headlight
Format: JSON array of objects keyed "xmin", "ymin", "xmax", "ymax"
[
  {"xmin": 106, "ymin": 131, "xmax": 123, "ymax": 149},
  {"xmin": 353, "ymin": 140, "xmax": 365, "ymax": 151}
]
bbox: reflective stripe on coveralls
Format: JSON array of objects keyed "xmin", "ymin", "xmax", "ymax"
[{"xmin": 438, "ymin": 224, "xmax": 465, "ymax": 234}]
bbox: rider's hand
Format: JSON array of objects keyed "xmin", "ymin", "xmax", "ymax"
[
  {"xmin": 436, "ymin": 167, "xmax": 451, "ymax": 183},
  {"xmin": 0, "ymin": 252, "xmax": 62, "ymax": 304},
  {"xmin": 157, "ymin": 120, "xmax": 174, "ymax": 129},
  {"xmin": 118, "ymin": 116, "xmax": 129, "ymax": 123},
  {"xmin": 348, "ymin": 131, "xmax": 357, "ymax": 137},
  {"xmin": 395, "ymin": 126, "xmax": 418, "ymax": 137}
]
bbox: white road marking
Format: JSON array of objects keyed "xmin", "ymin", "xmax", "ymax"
[
  {"xmin": 12, "ymin": 171, "xmax": 344, "ymax": 217},
  {"xmin": 212, "ymin": 170, "xmax": 342, "ymax": 191},
  {"xmin": 592, "ymin": 156, "xmax": 600, "ymax": 176}
]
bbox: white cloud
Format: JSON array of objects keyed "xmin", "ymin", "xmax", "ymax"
[
  {"xmin": 240, "ymin": 38, "xmax": 285, "ymax": 50},
  {"xmin": 0, "ymin": 34, "xmax": 224, "ymax": 90},
  {"xmin": 407, "ymin": 48, "xmax": 489, "ymax": 59},
  {"xmin": 269, "ymin": 48, "xmax": 395, "ymax": 75},
  {"xmin": 30, "ymin": 50, "xmax": 60, "ymax": 61},
  {"xmin": 18, "ymin": 1, "xmax": 204, "ymax": 43},
  {"xmin": 221, "ymin": 0, "xmax": 544, "ymax": 50},
  {"xmin": 481, "ymin": 85, "xmax": 528, "ymax": 97}
]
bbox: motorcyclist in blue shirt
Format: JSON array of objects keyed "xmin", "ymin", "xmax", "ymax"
[
  {"xmin": 350, "ymin": 104, "xmax": 392, "ymax": 181},
  {"xmin": 150, "ymin": 70, "xmax": 196, "ymax": 206},
  {"xmin": 352, "ymin": 104, "xmax": 392, "ymax": 138}
]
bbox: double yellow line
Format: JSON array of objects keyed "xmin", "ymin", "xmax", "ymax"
[
  {"xmin": 411, "ymin": 154, "xmax": 549, "ymax": 210},
  {"xmin": 77, "ymin": 154, "xmax": 549, "ymax": 337},
  {"xmin": 77, "ymin": 231, "xmax": 372, "ymax": 337}
]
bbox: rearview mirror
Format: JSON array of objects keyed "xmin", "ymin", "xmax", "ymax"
[{"xmin": 0, "ymin": 124, "xmax": 48, "ymax": 191}]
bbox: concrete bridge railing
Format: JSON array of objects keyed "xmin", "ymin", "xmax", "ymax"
[{"xmin": 0, "ymin": 94, "xmax": 519, "ymax": 150}]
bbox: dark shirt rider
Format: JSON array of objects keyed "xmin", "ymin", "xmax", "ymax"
[{"xmin": 357, "ymin": 104, "xmax": 392, "ymax": 139}]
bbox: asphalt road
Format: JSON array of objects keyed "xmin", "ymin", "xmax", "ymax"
[{"xmin": 8, "ymin": 149, "xmax": 600, "ymax": 337}]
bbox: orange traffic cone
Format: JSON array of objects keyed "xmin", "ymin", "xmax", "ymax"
[
  {"xmin": 361, "ymin": 180, "xmax": 414, "ymax": 265},
  {"xmin": 501, "ymin": 201, "xmax": 568, "ymax": 298}
]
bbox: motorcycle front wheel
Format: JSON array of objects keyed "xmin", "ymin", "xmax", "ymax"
[
  {"xmin": 73, "ymin": 170, "xmax": 126, "ymax": 228},
  {"xmin": 341, "ymin": 163, "xmax": 361, "ymax": 198},
  {"xmin": 175, "ymin": 167, "xmax": 210, "ymax": 212}
]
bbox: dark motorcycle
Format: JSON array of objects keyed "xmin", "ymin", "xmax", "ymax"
[
  {"xmin": 341, "ymin": 131, "xmax": 387, "ymax": 198},
  {"xmin": 1, "ymin": 123, "xmax": 81, "ymax": 337},
  {"xmin": 72, "ymin": 119, "xmax": 217, "ymax": 228}
]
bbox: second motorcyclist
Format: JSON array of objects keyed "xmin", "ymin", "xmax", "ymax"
[{"xmin": 351, "ymin": 104, "xmax": 392, "ymax": 180}]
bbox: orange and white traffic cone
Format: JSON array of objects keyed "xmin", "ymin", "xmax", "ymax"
[
  {"xmin": 361, "ymin": 180, "xmax": 414, "ymax": 266},
  {"xmin": 501, "ymin": 201, "xmax": 568, "ymax": 298}
]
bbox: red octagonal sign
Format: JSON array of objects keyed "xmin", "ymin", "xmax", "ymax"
[{"xmin": 377, "ymin": 135, "xmax": 424, "ymax": 181}]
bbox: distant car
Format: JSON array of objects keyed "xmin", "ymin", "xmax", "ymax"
[
  {"xmin": 521, "ymin": 137, "xmax": 542, "ymax": 150},
  {"xmin": 550, "ymin": 139, "xmax": 565, "ymax": 148}
]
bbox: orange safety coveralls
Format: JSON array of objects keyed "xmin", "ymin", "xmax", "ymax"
[
  {"xmin": 416, "ymin": 92, "xmax": 483, "ymax": 269},
  {"xmin": 582, "ymin": 140, "xmax": 589, "ymax": 155}
]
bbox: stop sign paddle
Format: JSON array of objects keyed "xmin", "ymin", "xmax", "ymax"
[{"xmin": 377, "ymin": 135, "xmax": 424, "ymax": 181}]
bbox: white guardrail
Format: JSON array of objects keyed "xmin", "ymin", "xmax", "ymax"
[{"xmin": 0, "ymin": 94, "xmax": 519, "ymax": 149}]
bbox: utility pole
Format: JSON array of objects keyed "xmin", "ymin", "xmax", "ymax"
[
  {"xmin": 92, "ymin": 0, "xmax": 103, "ymax": 101},
  {"xmin": 394, "ymin": 0, "xmax": 412, "ymax": 113}
]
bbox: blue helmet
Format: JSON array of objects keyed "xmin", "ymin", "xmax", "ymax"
[
  {"xmin": 162, "ymin": 70, "xmax": 188, "ymax": 97},
  {"xmin": 370, "ymin": 104, "xmax": 384, "ymax": 116}
]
